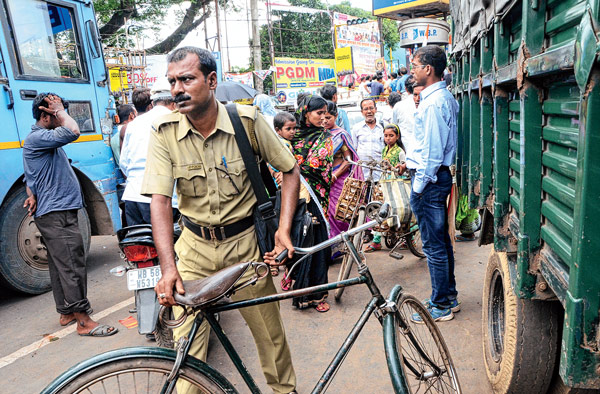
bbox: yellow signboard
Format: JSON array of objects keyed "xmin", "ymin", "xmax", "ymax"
[
  {"xmin": 335, "ymin": 47, "xmax": 353, "ymax": 77},
  {"xmin": 273, "ymin": 57, "xmax": 336, "ymax": 89},
  {"xmin": 108, "ymin": 67, "xmax": 128, "ymax": 92}
]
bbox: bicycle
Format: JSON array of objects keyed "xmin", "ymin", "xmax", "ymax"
[
  {"xmin": 42, "ymin": 202, "xmax": 461, "ymax": 394},
  {"xmin": 334, "ymin": 160, "xmax": 425, "ymax": 302}
]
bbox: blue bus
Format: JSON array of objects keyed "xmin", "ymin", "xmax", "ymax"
[{"xmin": 0, "ymin": 0, "xmax": 121, "ymax": 294}]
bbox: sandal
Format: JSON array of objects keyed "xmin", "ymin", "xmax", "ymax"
[
  {"xmin": 315, "ymin": 301, "xmax": 330, "ymax": 312},
  {"xmin": 270, "ymin": 266, "xmax": 279, "ymax": 276},
  {"xmin": 456, "ymin": 234, "xmax": 476, "ymax": 242},
  {"xmin": 364, "ymin": 242, "xmax": 382, "ymax": 253},
  {"xmin": 79, "ymin": 324, "xmax": 118, "ymax": 337},
  {"xmin": 281, "ymin": 275, "xmax": 292, "ymax": 291}
]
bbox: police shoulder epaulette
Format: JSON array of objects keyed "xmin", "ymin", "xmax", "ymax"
[{"xmin": 151, "ymin": 112, "xmax": 180, "ymax": 132}]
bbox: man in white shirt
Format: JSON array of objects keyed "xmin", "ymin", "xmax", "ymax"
[
  {"xmin": 120, "ymin": 78, "xmax": 178, "ymax": 225},
  {"xmin": 358, "ymin": 76, "xmax": 370, "ymax": 98},
  {"xmin": 393, "ymin": 76, "xmax": 423, "ymax": 162},
  {"xmin": 351, "ymin": 98, "xmax": 384, "ymax": 181}
]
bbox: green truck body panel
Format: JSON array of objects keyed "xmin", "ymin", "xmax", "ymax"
[{"xmin": 451, "ymin": 0, "xmax": 600, "ymax": 387}]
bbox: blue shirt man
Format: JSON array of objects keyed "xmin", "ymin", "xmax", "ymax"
[
  {"xmin": 407, "ymin": 46, "xmax": 460, "ymax": 323},
  {"xmin": 407, "ymin": 80, "xmax": 459, "ymax": 193},
  {"xmin": 22, "ymin": 93, "xmax": 117, "ymax": 336}
]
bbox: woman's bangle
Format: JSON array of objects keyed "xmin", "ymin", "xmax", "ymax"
[{"xmin": 332, "ymin": 174, "xmax": 337, "ymax": 182}]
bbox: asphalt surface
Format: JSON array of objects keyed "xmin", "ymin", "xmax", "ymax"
[{"xmin": 0, "ymin": 233, "xmax": 493, "ymax": 393}]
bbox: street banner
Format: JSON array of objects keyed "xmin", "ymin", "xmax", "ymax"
[
  {"xmin": 224, "ymin": 72, "xmax": 254, "ymax": 88},
  {"xmin": 108, "ymin": 67, "xmax": 129, "ymax": 92},
  {"xmin": 212, "ymin": 51, "xmax": 223, "ymax": 82},
  {"xmin": 333, "ymin": 12, "xmax": 381, "ymax": 79},
  {"xmin": 273, "ymin": 57, "xmax": 336, "ymax": 105},
  {"xmin": 144, "ymin": 55, "xmax": 168, "ymax": 86},
  {"xmin": 335, "ymin": 47, "xmax": 353, "ymax": 78},
  {"xmin": 254, "ymin": 70, "xmax": 272, "ymax": 80},
  {"xmin": 375, "ymin": 57, "xmax": 388, "ymax": 78}
]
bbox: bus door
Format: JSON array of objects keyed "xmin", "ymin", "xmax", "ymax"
[{"xmin": 0, "ymin": 0, "xmax": 102, "ymax": 141}]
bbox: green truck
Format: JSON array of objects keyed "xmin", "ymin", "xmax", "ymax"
[{"xmin": 450, "ymin": 0, "xmax": 600, "ymax": 392}]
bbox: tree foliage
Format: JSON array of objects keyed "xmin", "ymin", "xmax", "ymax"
[
  {"xmin": 257, "ymin": 0, "xmax": 400, "ymax": 69},
  {"xmin": 93, "ymin": 0, "xmax": 216, "ymax": 54}
]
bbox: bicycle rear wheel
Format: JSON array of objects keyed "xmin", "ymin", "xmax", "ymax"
[
  {"xmin": 384, "ymin": 291, "xmax": 461, "ymax": 393},
  {"xmin": 334, "ymin": 208, "xmax": 366, "ymax": 301},
  {"xmin": 44, "ymin": 350, "xmax": 237, "ymax": 394},
  {"xmin": 407, "ymin": 229, "xmax": 426, "ymax": 259}
]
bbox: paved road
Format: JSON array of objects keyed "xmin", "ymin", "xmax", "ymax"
[{"xmin": 0, "ymin": 233, "xmax": 493, "ymax": 393}]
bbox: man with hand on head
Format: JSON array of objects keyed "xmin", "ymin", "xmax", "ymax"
[
  {"xmin": 23, "ymin": 93, "xmax": 118, "ymax": 337},
  {"xmin": 320, "ymin": 84, "xmax": 350, "ymax": 132},
  {"xmin": 406, "ymin": 45, "xmax": 460, "ymax": 323},
  {"xmin": 142, "ymin": 47, "xmax": 299, "ymax": 394}
]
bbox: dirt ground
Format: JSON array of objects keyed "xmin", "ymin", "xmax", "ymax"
[{"xmin": 0, "ymin": 234, "xmax": 493, "ymax": 393}]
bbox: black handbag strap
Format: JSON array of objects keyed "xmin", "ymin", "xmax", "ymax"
[{"xmin": 225, "ymin": 104, "xmax": 278, "ymax": 232}]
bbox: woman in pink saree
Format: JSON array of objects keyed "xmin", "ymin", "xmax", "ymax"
[{"xmin": 323, "ymin": 100, "xmax": 363, "ymax": 256}]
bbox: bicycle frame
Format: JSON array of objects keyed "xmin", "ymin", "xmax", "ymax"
[{"xmin": 163, "ymin": 205, "xmax": 406, "ymax": 394}]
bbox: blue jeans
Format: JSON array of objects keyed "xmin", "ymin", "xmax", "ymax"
[{"xmin": 410, "ymin": 169, "xmax": 457, "ymax": 308}]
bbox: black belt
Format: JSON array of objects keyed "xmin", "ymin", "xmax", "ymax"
[
  {"xmin": 408, "ymin": 165, "xmax": 450, "ymax": 179},
  {"xmin": 181, "ymin": 215, "xmax": 254, "ymax": 241}
]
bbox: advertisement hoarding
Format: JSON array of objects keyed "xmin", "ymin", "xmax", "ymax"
[
  {"xmin": 273, "ymin": 57, "xmax": 336, "ymax": 106},
  {"xmin": 333, "ymin": 12, "xmax": 381, "ymax": 79}
]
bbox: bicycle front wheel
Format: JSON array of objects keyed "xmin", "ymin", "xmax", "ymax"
[
  {"xmin": 334, "ymin": 208, "xmax": 366, "ymax": 301},
  {"xmin": 43, "ymin": 349, "xmax": 237, "ymax": 394},
  {"xmin": 383, "ymin": 290, "xmax": 461, "ymax": 393}
]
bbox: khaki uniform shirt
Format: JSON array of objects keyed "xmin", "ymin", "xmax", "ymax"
[{"xmin": 141, "ymin": 102, "xmax": 296, "ymax": 227}]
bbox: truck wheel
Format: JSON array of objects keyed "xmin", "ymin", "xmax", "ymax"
[
  {"xmin": 482, "ymin": 250, "xmax": 559, "ymax": 394},
  {"xmin": 0, "ymin": 186, "xmax": 91, "ymax": 294}
]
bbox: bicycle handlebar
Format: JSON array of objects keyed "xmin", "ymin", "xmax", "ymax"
[{"xmin": 274, "ymin": 202, "xmax": 390, "ymax": 266}]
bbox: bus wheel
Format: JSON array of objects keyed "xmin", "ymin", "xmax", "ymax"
[
  {"xmin": 0, "ymin": 186, "xmax": 90, "ymax": 295},
  {"xmin": 482, "ymin": 250, "xmax": 560, "ymax": 394}
]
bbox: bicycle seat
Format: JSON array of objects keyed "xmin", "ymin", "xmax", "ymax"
[{"xmin": 174, "ymin": 262, "xmax": 252, "ymax": 308}]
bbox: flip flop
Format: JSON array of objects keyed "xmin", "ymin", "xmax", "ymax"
[
  {"xmin": 364, "ymin": 243, "xmax": 382, "ymax": 253},
  {"xmin": 281, "ymin": 276, "xmax": 292, "ymax": 291},
  {"xmin": 270, "ymin": 266, "xmax": 279, "ymax": 277},
  {"xmin": 456, "ymin": 234, "xmax": 476, "ymax": 242},
  {"xmin": 60, "ymin": 316, "xmax": 76, "ymax": 327},
  {"xmin": 79, "ymin": 324, "xmax": 119, "ymax": 337},
  {"xmin": 315, "ymin": 301, "xmax": 330, "ymax": 312}
]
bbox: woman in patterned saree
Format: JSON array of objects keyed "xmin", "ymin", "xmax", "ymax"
[
  {"xmin": 288, "ymin": 95, "xmax": 333, "ymax": 312},
  {"xmin": 322, "ymin": 100, "xmax": 363, "ymax": 258}
]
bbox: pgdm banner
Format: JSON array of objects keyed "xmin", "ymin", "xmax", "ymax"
[{"xmin": 273, "ymin": 57, "xmax": 336, "ymax": 106}]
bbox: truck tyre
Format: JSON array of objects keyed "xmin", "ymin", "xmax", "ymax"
[
  {"xmin": 0, "ymin": 186, "xmax": 91, "ymax": 294},
  {"xmin": 482, "ymin": 250, "xmax": 560, "ymax": 394}
]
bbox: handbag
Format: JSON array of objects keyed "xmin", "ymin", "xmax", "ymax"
[
  {"xmin": 378, "ymin": 177, "xmax": 413, "ymax": 227},
  {"xmin": 225, "ymin": 104, "xmax": 312, "ymax": 264}
]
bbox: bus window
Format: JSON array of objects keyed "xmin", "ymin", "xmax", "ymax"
[
  {"xmin": 6, "ymin": 0, "xmax": 85, "ymax": 79},
  {"xmin": 68, "ymin": 101, "xmax": 95, "ymax": 133}
]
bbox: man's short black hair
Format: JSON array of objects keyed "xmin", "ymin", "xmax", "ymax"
[
  {"xmin": 399, "ymin": 67, "xmax": 408, "ymax": 75},
  {"xmin": 414, "ymin": 45, "xmax": 446, "ymax": 79},
  {"xmin": 388, "ymin": 92, "xmax": 402, "ymax": 108},
  {"xmin": 32, "ymin": 92, "xmax": 68, "ymax": 121},
  {"xmin": 405, "ymin": 76, "xmax": 416, "ymax": 94},
  {"xmin": 391, "ymin": 72, "xmax": 398, "ymax": 79},
  {"xmin": 360, "ymin": 98, "xmax": 376, "ymax": 110},
  {"xmin": 132, "ymin": 88, "xmax": 152, "ymax": 113},
  {"xmin": 167, "ymin": 46, "xmax": 217, "ymax": 78},
  {"xmin": 117, "ymin": 104, "xmax": 136, "ymax": 124},
  {"xmin": 376, "ymin": 75, "xmax": 383, "ymax": 81},
  {"xmin": 320, "ymin": 84, "xmax": 337, "ymax": 101}
]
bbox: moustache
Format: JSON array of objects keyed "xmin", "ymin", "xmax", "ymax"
[{"xmin": 174, "ymin": 94, "xmax": 191, "ymax": 103}]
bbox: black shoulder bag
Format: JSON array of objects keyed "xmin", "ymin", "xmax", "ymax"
[{"xmin": 225, "ymin": 104, "xmax": 313, "ymax": 264}]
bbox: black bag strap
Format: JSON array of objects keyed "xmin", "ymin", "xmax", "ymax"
[{"xmin": 225, "ymin": 104, "xmax": 278, "ymax": 232}]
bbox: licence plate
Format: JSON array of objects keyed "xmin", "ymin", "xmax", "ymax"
[{"xmin": 127, "ymin": 266, "xmax": 162, "ymax": 291}]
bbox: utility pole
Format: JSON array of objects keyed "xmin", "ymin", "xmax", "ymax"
[
  {"xmin": 215, "ymin": 0, "xmax": 222, "ymax": 53},
  {"xmin": 250, "ymin": 0, "xmax": 263, "ymax": 92}
]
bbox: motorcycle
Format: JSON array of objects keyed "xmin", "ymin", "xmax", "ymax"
[{"xmin": 111, "ymin": 223, "xmax": 181, "ymax": 348}]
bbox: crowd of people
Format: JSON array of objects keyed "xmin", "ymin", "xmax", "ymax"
[{"xmin": 22, "ymin": 44, "xmax": 473, "ymax": 394}]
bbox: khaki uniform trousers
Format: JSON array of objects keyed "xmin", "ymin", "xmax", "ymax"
[{"xmin": 173, "ymin": 225, "xmax": 296, "ymax": 394}]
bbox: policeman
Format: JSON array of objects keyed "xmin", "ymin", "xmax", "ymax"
[{"xmin": 141, "ymin": 47, "xmax": 299, "ymax": 394}]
